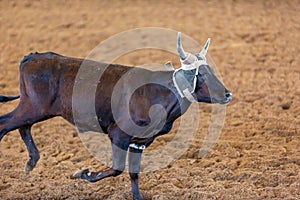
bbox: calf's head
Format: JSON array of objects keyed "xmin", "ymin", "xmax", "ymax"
[{"xmin": 177, "ymin": 32, "xmax": 232, "ymax": 104}]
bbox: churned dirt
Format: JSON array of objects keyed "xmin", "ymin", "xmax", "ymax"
[{"xmin": 0, "ymin": 0, "xmax": 299, "ymax": 199}]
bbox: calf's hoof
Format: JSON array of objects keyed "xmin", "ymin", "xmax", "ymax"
[
  {"xmin": 25, "ymin": 163, "xmax": 34, "ymax": 175},
  {"xmin": 71, "ymin": 168, "xmax": 90, "ymax": 179}
]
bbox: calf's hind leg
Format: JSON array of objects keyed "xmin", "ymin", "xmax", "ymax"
[
  {"xmin": 19, "ymin": 125, "xmax": 40, "ymax": 174},
  {"xmin": 0, "ymin": 102, "xmax": 52, "ymax": 173},
  {"xmin": 0, "ymin": 103, "xmax": 35, "ymax": 141}
]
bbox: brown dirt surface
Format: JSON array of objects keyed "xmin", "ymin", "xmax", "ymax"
[{"xmin": 0, "ymin": 0, "xmax": 300, "ymax": 199}]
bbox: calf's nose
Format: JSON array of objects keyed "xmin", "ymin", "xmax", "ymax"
[
  {"xmin": 225, "ymin": 90, "xmax": 232, "ymax": 101},
  {"xmin": 226, "ymin": 92, "xmax": 232, "ymax": 98}
]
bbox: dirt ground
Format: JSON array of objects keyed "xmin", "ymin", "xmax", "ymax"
[{"xmin": 0, "ymin": 0, "xmax": 299, "ymax": 199}]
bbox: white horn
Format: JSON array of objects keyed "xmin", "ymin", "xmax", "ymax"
[
  {"xmin": 177, "ymin": 32, "xmax": 187, "ymax": 60},
  {"xmin": 199, "ymin": 38, "xmax": 211, "ymax": 56}
]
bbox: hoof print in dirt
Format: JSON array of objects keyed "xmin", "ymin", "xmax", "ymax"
[{"xmin": 281, "ymin": 102, "xmax": 291, "ymax": 110}]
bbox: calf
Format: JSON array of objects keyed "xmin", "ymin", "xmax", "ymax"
[{"xmin": 0, "ymin": 33, "xmax": 231, "ymax": 200}]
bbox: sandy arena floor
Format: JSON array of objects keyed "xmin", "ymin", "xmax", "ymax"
[{"xmin": 0, "ymin": 0, "xmax": 299, "ymax": 199}]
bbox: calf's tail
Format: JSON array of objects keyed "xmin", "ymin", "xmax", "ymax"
[{"xmin": 0, "ymin": 95, "xmax": 20, "ymax": 103}]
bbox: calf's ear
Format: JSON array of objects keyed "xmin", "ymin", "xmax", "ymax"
[{"xmin": 164, "ymin": 61, "xmax": 174, "ymax": 71}]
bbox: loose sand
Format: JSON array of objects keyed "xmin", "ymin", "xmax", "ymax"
[{"xmin": 0, "ymin": 1, "xmax": 299, "ymax": 199}]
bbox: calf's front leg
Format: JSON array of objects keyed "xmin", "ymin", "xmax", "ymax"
[
  {"xmin": 72, "ymin": 124, "xmax": 131, "ymax": 182},
  {"xmin": 128, "ymin": 147, "xmax": 143, "ymax": 200}
]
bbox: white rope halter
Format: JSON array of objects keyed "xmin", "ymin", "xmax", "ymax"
[{"xmin": 172, "ymin": 53, "xmax": 207, "ymax": 102}]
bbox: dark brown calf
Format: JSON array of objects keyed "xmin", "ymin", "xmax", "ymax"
[{"xmin": 0, "ymin": 34, "xmax": 231, "ymax": 200}]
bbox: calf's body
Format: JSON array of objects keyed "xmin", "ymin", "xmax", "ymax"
[{"xmin": 0, "ymin": 34, "xmax": 232, "ymax": 200}]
